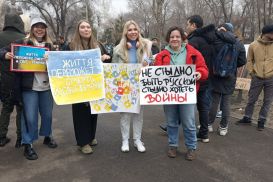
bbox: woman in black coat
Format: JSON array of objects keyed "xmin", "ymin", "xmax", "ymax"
[{"xmin": 66, "ymin": 20, "xmax": 111, "ymax": 154}]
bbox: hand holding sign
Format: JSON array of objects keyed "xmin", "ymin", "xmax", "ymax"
[
  {"xmin": 101, "ymin": 54, "xmax": 111, "ymax": 62},
  {"xmin": 194, "ymin": 71, "xmax": 201, "ymax": 80},
  {"xmin": 5, "ymin": 52, "xmax": 14, "ymax": 60}
]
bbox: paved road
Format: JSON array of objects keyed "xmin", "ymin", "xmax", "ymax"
[{"xmin": 0, "ymin": 105, "xmax": 273, "ymax": 182}]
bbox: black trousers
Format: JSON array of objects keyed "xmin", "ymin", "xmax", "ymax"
[
  {"xmin": 72, "ymin": 103, "xmax": 98, "ymax": 146},
  {"xmin": 0, "ymin": 93, "xmax": 22, "ymax": 139}
]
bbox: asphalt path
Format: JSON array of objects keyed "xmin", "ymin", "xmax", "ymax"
[{"xmin": 0, "ymin": 104, "xmax": 273, "ymax": 182}]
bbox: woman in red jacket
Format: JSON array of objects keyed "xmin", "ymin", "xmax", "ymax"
[{"xmin": 154, "ymin": 26, "xmax": 208, "ymax": 160}]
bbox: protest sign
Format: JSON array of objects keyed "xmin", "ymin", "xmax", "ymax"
[
  {"xmin": 11, "ymin": 44, "xmax": 48, "ymax": 72},
  {"xmin": 235, "ymin": 77, "xmax": 251, "ymax": 90},
  {"xmin": 90, "ymin": 64, "xmax": 141, "ymax": 114},
  {"xmin": 47, "ymin": 48, "xmax": 104, "ymax": 105},
  {"xmin": 139, "ymin": 65, "xmax": 196, "ymax": 105}
]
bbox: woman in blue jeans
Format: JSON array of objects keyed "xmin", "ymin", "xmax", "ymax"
[
  {"xmin": 154, "ymin": 26, "xmax": 208, "ymax": 160},
  {"xmin": 3, "ymin": 17, "xmax": 57, "ymax": 160}
]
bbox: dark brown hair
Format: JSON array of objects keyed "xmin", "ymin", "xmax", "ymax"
[
  {"xmin": 70, "ymin": 20, "xmax": 98, "ymax": 50},
  {"xmin": 165, "ymin": 26, "xmax": 187, "ymax": 42}
]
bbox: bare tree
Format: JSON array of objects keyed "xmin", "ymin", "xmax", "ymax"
[
  {"xmin": 127, "ymin": 0, "xmax": 153, "ymax": 37},
  {"xmin": 17, "ymin": 0, "xmax": 91, "ymax": 40},
  {"xmin": 0, "ymin": 0, "xmax": 6, "ymax": 29},
  {"xmin": 152, "ymin": 0, "xmax": 171, "ymax": 40}
]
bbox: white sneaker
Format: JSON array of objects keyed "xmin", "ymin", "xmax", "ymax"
[
  {"xmin": 216, "ymin": 110, "xmax": 222, "ymax": 118},
  {"xmin": 208, "ymin": 124, "xmax": 213, "ymax": 133},
  {"xmin": 134, "ymin": 140, "xmax": 146, "ymax": 153},
  {"xmin": 219, "ymin": 127, "xmax": 228, "ymax": 136},
  {"xmin": 121, "ymin": 140, "xmax": 129, "ymax": 152}
]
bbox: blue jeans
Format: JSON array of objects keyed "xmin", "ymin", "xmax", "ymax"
[
  {"xmin": 21, "ymin": 90, "xmax": 53, "ymax": 144},
  {"xmin": 164, "ymin": 104, "xmax": 197, "ymax": 150}
]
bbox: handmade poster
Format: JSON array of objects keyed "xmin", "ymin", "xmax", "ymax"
[
  {"xmin": 47, "ymin": 48, "xmax": 104, "ymax": 105},
  {"xmin": 235, "ymin": 77, "xmax": 251, "ymax": 90},
  {"xmin": 11, "ymin": 44, "xmax": 48, "ymax": 72},
  {"xmin": 139, "ymin": 65, "xmax": 196, "ymax": 105},
  {"xmin": 90, "ymin": 64, "xmax": 141, "ymax": 114}
]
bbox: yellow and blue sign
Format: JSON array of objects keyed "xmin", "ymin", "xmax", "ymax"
[
  {"xmin": 11, "ymin": 44, "xmax": 48, "ymax": 72},
  {"xmin": 47, "ymin": 49, "xmax": 105, "ymax": 105}
]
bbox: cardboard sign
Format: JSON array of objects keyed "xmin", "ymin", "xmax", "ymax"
[{"xmin": 236, "ymin": 77, "xmax": 251, "ymax": 90}]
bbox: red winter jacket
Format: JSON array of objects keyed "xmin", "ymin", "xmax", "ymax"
[{"xmin": 154, "ymin": 44, "xmax": 208, "ymax": 91}]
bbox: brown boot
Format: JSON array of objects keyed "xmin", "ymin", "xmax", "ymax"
[
  {"xmin": 185, "ymin": 149, "xmax": 196, "ymax": 161},
  {"xmin": 167, "ymin": 147, "xmax": 177, "ymax": 158}
]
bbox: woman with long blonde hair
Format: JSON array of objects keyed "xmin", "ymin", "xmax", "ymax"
[
  {"xmin": 112, "ymin": 20, "xmax": 152, "ymax": 153},
  {"xmin": 65, "ymin": 20, "xmax": 111, "ymax": 154}
]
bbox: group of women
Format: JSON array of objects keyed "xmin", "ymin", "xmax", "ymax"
[{"xmin": 1, "ymin": 16, "xmax": 208, "ymax": 161}]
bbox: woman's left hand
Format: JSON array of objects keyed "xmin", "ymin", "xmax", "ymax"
[
  {"xmin": 101, "ymin": 54, "xmax": 111, "ymax": 62},
  {"xmin": 142, "ymin": 60, "xmax": 148, "ymax": 67},
  {"xmin": 194, "ymin": 71, "xmax": 201, "ymax": 80},
  {"xmin": 43, "ymin": 53, "xmax": 48, "ymax": 61}
]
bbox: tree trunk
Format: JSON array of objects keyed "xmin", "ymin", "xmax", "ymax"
[{"xmin": 0, "ymin": 0, "xmax": 5, "ymax": 30}]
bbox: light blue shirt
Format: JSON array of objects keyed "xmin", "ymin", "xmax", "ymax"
[
  {"xmin": 128, "ymin": 40, "xmax": 138, "ymax": 64},
  {"xmin": 165, "ymin": 44, "xmax": 187, "ymax": 65}
]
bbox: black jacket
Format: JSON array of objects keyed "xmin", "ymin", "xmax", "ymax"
[
  {"xmin": 0, "ymin": 14, "xmax": 25, "ymax": 102},
  {"xmin": 0, "ymin": 39, "xmax": 53, "ymax": 104},
  {"xmin": 188, "ymin": 24, "xmax": 217, "ymax": 72},
  {"xmin": 187, "ymin": 24, "xmax": 217, "ymax": 90},
  {"xmin": 211, "ymin": 31, "xmax": 246, "ymax": 94},
  {"xmin": 151, "ymin": 45, "xmax": 160, "ymax": 55}
]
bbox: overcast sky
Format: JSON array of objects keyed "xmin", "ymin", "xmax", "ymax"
[{"xmin": 111, "ymin": 0, "xmax": 128, "ymax": 14}]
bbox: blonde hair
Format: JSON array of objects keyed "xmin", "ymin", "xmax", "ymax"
[
  {"xmin": 115, "ymin": 20, "xmax": 151, "ymax": 63},
  {"xmin": 27, "ymin": 24, "xmax": 52, "ymax": 45},
  {"xmin": 70, "ymin": 20, "xmax": 98, "ymax": 50}
]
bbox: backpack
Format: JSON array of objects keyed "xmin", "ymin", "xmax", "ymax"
[{"xmin": 212, "ymin": 43, "xmax": 238, "ymax": 77}]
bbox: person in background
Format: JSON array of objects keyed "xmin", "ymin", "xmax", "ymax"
[
  {"xmin": 0, "ymin": 13, "xmax": 25, "ymax": 148},
  {"xmin": 58, "ymin": 35, "xmax": 67, "ymax": 51},
  {"xmin": 186, "ymin": 15, "xmax": 216, "ymax": 143},
  {"xmin": 236, "ymin": 24, "xmax": 273, "ymax": 131},
  {"xmin": 65, "ymin": 20, "xmax": 111, "ymax": 154},
  {"xmin": 151, "ymin": 37, "xmax": 160, "ymax": 55},
  {"xmin": 112, "ymin": 20, "xmax": 152, "ymax": 153},
  {"xmin": 154, "ymin": 26, "xmax": 208, "ymax": 160},
  {"xmin": 1, "ymin": 17, "xmax": 58, "ymax": 160},
  {"xmin": 208, "ymin": 23, "xmax": 246, "ymax": 136}
]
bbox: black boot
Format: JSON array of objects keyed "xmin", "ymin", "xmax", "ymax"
[
  {"xmin": 236, "ymin": 116, "xmax": 252, "ymax": 125},
  {"xmin": 24, "ymin": 144, "xmax": 38, "ymax": 160},
  {"xmin": 0, "ymin": 137, "xmax": 10, "ymax": 147},
  {"xmin": 15, "ymin": 138, "xmax": 22, "ymax": 148},
  {"xmin": 43, "ymin": 136, "xmax": 58, "ymax": 148},
  {"xmin": 257, "ymin": 118, "xmax": 266, "ymax": 131}
]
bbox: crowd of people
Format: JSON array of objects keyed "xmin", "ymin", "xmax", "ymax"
[{"xmin": 0, "ymin": 12, "xmax": 273, "ymax": 162}]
